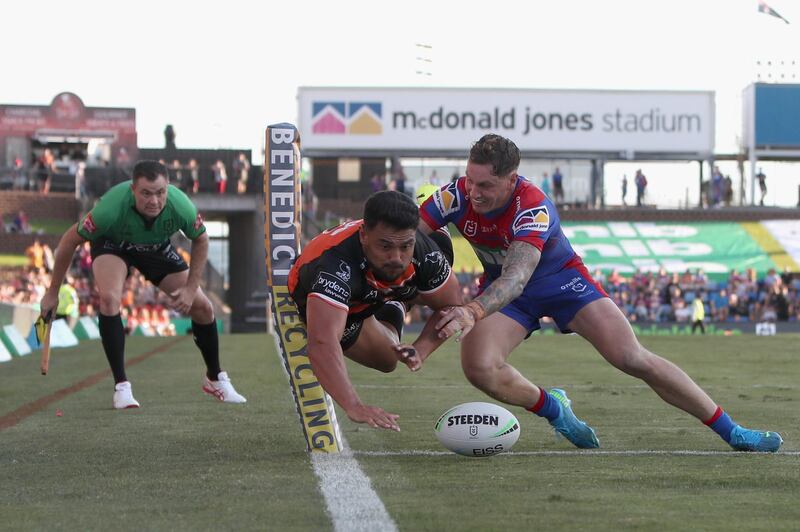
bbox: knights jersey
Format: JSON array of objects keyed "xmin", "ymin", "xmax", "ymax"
[
  {"xmin": 288, "ymin": 219, "xmax": 452, "ymax": 323},
  {"xmin": 420, "ymin": 176, "xmax": 578, "ymax": 283}
]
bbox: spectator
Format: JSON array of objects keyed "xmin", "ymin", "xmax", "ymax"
[
  {"xmin": 234, "ymin": 153, "xmax": 250, "ymax": 194},
  {"xmin": 25, "ymin": 239, "xmax": 46, "ymax": 269},
  {"xmin": 710, "ymin": 166, "xmax": 723, "ymax": 207},
  {"xmin": 187, "ymin": 159, "xmax": 200, "ymax": 194},
  {"xmin": 12, "ymin": 210, "xmax": 31, "ymax": 233},
  {"xmin": 621, "ymin": 174, "xmax": 628, "ymax": 206},
  {"xmin": 634, "ymin": 169, "xmax": 647, "ymax": 206},
  {"xmin": 552, "ymin": 167, "xmax": 564, "ymax": 203},
  {"xmin": 723, "ymin": 175, "xmax": 733, "ymax": 207},
  {"xmin": 370, "ymin": 172, "xmax": 386, "ymax": 193},
  {"xmin": 12, "ymin": 155, "xmax": 26, "ymax": 190},
  {"xmin": 212, "ymin": 160, "xmax": 227, "ymax": 194},
  {"xmin": 756, "ymin": 168, "xmax": 767, "ymax": 206},
  {"xmin": 57, "ymin": 275, "xmax": 81, "ymax": 328},
  {"xmin": 35, "ymin": 148, "xmax": 56, "ymax": 194},
  {"xmin": 170, "ymin": 160, "xmax": 184, "ymax": 191},
  {"xmin": 691, "ymin": 292, "xmax": 706, "ymax": 334},
  {"xmin": 541, "ymin": 172, "xmax": 551, "ymax": 198}
]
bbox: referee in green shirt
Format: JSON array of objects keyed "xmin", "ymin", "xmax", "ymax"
[{"xmin": 40, "ymin": 160, "xmax": 246, "ymax": 409}]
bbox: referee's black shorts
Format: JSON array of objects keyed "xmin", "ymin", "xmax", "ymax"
[{"xmin": 90, "ymin": 237, "xmax": 189, "ymax": 285}]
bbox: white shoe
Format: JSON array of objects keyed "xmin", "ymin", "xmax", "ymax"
[
  {"xmin": 202, "ymin": 371, "xmax": 246, "ymax": 403},
  {"xmin": 113, "ymin": 381, "xmax": 140, "ymax": 409}
]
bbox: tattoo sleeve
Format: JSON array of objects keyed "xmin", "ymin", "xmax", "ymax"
[{"xmin": 474, "ymin": 241, "xmax": 541, "ymax": 316}]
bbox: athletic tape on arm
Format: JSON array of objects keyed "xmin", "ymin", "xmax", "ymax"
[{"xmin": 264, "ymin": 123, "xmax": 342, "ymax": 453}]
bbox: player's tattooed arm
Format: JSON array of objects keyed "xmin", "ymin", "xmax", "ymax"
[{"xmin": 474, "ymin": 241, "xmax": 541, "ymax": 316}]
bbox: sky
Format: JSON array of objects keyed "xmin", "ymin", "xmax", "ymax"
[{"xmin": 3, "ymin": 0, "xmax": 800, "ymax": 206}]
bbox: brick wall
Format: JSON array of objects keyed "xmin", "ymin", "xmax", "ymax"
[{"xmin": 0, "ymin": 191, "xmax": 80, "ymax": 221}]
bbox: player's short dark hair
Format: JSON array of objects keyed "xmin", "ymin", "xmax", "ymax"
[
  {"xmin": 469, "ymin": 134, "xmax": 521, "ymax": 177},
  {"xmin": 132, "ymin": 160, "xmax": 169, "ymax": 182},
  {"xmin": 363, "ymin": 190, "xmax": 419, "ymax": 231}
]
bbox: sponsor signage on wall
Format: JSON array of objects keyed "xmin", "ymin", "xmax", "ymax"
[{"xmin": 298, "ymin": 87, "xmax": 715, "ymax": 155}]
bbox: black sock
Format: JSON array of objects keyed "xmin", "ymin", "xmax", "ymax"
[
  {"xmin": 99, "ymin": 313, "xmax": 126, "ymax": 384},
  {"xmin": 374, "ymin": 301, "xmax": 406, "ymax": 339},
  {"xmin": 192, "ymin": 320, "xmax": 221, "ymax": 380}
]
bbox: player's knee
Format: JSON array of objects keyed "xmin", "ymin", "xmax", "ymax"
[
  {"xmin": 190, "ymin": 292, "xmax": 214, "ymax": 321},
  {"xmin": 98, "ymin": 292, "xmax": 121, "ymax": 314},
  {"xmin": 615, "ymin": 344, "xmax": 657, "ymax": 379},
  {"xmin": 373, "ymin": 359, "xmax": 398, "ymax": 373},
  {"xmin": 461, "ymin": 357, "xmax": 498, "ymax": 390}
]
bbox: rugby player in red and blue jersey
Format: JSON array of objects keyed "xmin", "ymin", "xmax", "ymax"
[{"xmin": 419, "ymin": 134, "xmax": 782, "ymax": 452}]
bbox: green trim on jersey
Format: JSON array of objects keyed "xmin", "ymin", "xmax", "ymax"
[{"xmin": 77, "ymin": 181, "xmax": 205, "ymax": 244}]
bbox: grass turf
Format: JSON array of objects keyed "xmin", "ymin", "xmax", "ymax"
[{"xmin": 0, "ymin": 333, "xmax": 797, "ymax": 531}]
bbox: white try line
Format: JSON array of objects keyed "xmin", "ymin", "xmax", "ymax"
[
  {"xmin": 311, "ymin": 436, "xmax": 398, "ymax": 532},
  {"xmin": 354, "ymin": 449, "xmax": 800, "ymax": 457}
]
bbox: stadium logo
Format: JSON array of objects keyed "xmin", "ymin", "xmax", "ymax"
[
  {"xmin": 433, "ymin": 183, "xmax": 461, "ymax": 217},
  {"xmin": 311, "ymin": 101, "xmax": 382, "ymax": 135},
  {"xmin": 512, "ymin": 206, "xmax": 549, "ymax": 234}
]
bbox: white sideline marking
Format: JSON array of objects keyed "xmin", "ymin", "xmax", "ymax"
[
  {"xmin": 311, "ymin": 437, "xmax": 398, "ymax": 532},
  {"xmin": 354, "ymin": 449, "xmax": 800, "ymax": 457}
]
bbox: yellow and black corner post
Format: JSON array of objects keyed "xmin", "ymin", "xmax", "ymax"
[{"xmin": 264, "ymin": 123, "xmax": 342, "ymax": 453}]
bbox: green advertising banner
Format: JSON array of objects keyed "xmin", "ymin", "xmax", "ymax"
[{"xmin": 562, "ymin": 222, "xmax": 779, "ymax": 281}]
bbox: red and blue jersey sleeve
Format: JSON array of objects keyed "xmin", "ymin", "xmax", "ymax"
[
  {"xmin": 510, "ymin": 185, "xmax": 558, "ymax": 252},
  {"xmin": 419, "ymin": 181, "xmax": 466, "ymax": 230}
]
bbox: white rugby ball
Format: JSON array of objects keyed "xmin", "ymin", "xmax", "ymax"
[{"xmin": 434, "ymin": 402, "xmax": 521, "ymax": 457}]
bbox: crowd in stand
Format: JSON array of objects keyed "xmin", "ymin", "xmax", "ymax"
[
  {"xmin": 0, "ymin": 241, "xmax": 182, "ymax": 336},
  {"xmin": 427, "ymin": 265, "xmax": 800, "ymax": 327}
]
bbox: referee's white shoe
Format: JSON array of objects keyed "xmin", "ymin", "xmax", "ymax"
[
  {"xmin": 202, "ymin": 371, "xmax": 247, "ymax": 403},
  {"xmin": 113, "ymin": 381, "xmax": 140, "ymax": 409}
]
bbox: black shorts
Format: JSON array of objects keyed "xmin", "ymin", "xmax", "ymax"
[
  {"xmin": 340, "ymin": 319, "xmax": 363, "ymax": 350},
  {"xmin": 90, "ymin": 237, "xmax": 188, "ymax": 285}
]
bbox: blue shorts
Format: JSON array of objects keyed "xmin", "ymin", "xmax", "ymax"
[{"xmin": 491, "ymin": 259, "xmax": 608, "ymax": 336}]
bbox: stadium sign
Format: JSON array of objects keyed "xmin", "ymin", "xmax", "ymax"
[
  {"xmin": 264, "ymin": 123, "xmax": 342, "ymax": 453},
  {"xmin": 298, "ymin": 87, "xmax": 714, "ymax": 156},
  {"xmin": 563, "ymin": 221, "xmax": 791, "ymax": 280}
]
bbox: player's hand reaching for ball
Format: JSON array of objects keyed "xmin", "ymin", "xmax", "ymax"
[
  {"xmin": 436, "ymin": 302, "xmax": 484, "ymax": 342},
  {"xmin": 392, "ymin": 343, "xmax": 424, "ymax": 372},
  {"xmin": 346, "ymin": 403, "xmax": 401, "ymax": 432}
]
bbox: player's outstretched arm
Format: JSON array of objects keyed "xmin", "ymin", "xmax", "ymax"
[
  {"xmin": 41, "ymin": 224, "xmax": 86, "ymax": 317},
  {"xmin": 397, "ymin": 273, "xmax": 464, "ymax": 370},
  {"xmin": 306, "ymin": 296, "xmax": 400, "ymax": 431},
  {"xmin": 436, "ymin": 241, "xmax": 541, "ymax": 340}
]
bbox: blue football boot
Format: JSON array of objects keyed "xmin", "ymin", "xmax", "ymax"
[
  {"xmin": 728, "ymin": 426, "xmax": 783, "ymax": 452},
  {"xmin": 548, "ymin": 388, "xmax": 600, "ymax": 449}
]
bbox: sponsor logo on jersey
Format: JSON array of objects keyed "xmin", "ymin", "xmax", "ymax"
[
  {"xmin": 424, "ymin": 251, "xmax": 444, "ymax": 266},
  {"xmin": 560, "ymin": 276, "xmax": 588, "ymax": 293},
  {"xmin": 313, "ymin": 272, "xmax": 351, "ymax": 303},
  {"xmin": 82, "ymin": 213, "xmax": 97, "ymax": 234},
  {"xmin": 512, "ymin": 206, "xmax": 549, "ymax": 234},
  {"xmin": 193, "ymin": 213, "xmax": 204, "ymax": 230},
  {"xmin": 464, "ymin": 220, "xmax": 478, "ymax": 237},
  {"xmin": 433, "ymin": 183, "xmax": 461, "ymax": 217},
  {"xmin": 335, "ymin": 261, "xmax": 351, "ymax": 282}
]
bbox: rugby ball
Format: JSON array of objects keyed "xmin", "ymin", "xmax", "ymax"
[{"xmin": 434, "ymin": 402, "xmax": 521, "ymax": 457}]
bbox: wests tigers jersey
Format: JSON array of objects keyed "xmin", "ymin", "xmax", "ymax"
[
  {"xmin": 419, "ymin": 176, "xmax": 578, "ymax": 283},
  {"xmin": 288, "ymin": 219, "xmax": 451, "ymax": 324}
]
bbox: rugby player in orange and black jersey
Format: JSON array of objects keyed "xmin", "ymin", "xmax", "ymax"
[
  {"xmin": 288, "ymin": 191, "xmax": 462, "ymax": 432},
  {"xmin": 289, "ymin": 220, "xmax": 453, "ymax": 343}
]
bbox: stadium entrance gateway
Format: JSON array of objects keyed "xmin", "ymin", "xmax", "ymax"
[{"xmin": 296, "ymin": 87, "xmax": 716, "ymax": 211}]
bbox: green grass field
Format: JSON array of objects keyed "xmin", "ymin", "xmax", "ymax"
[{"xmin": 1, "ymin": 334, "xmax": 798, "ymax": 531}]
